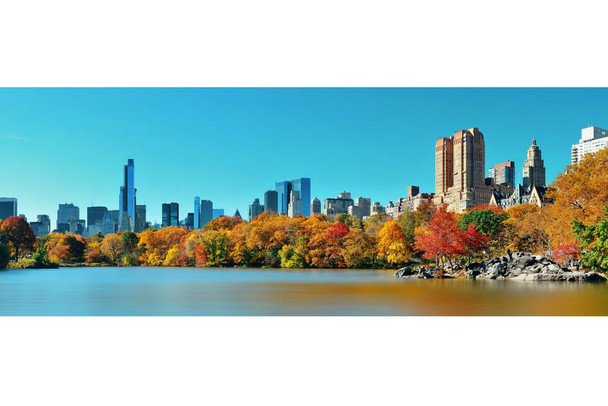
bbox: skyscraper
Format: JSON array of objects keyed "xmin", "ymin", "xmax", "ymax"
[
  {"xmin": 287, "ymin": 191, "xmax": 302, "ymax": 218},
  {"xmin": 522, "ymin": 139, "xmax": 546, "ymax": 189},
  {"xmin": 311, "ymin": 197, "xmax": 321, "ymax": 215},
  {"xmin": 249, "ymin": 198, "xmax": 264, "ymax": 220},
  {"xmin": 87, "ymin": 206, "xmax": 108, "ymax": 231},
  {"xmin": 291, "ymin": 178, "xmax": 311, "ymax": 217},
  {"xmin": 29, "ymin": 214, "xmax": 51, "ymax": 237},
  {"xmin": 489, "ymin": 161, "xmax": 515, "ymax": 187},
  {"xmin": 571, "ymin": 126, "xmax": 608, "ymax": 164},
  {"xmin": 135, "ymin": 204, "xmax": 147, "ymax": 232},
  {"xmin": 275, "ymin": 181, "xmax": 292, "ymax": 215},
  {"xmin": 119, "ymin": 159, "xmax": 136, "ymax": 231},
  {"xmin": 162, "ymin": 203, "xmax": 179, "ymax": 227},
  {"xmin": 200, "ymin": 200, "xmax": 213, "ymax": 228},
  {"xmin": 212, "ymin": 208, "xmax": 224, "ymax": 219},
  {"xmin": 264, "ymin": 190, "xmax": 278, "ymax": 213},
  {"xmin": 324, "ymin": 192, "xmax": 354, "ymax": 216},
  {"xmin": 0, "ymin": 198, "xmax": 17, "ymax": 220},
  {"xmin": 194, "ymin": 196, "xmax": 200, "ymax": 229},
  {"xmin": 434, "ymin": 128, "xmax": 492, "ymax": 212},
  {"xmin": 57, "ymin": 203, "xmax": 80, "ymax": 230}
]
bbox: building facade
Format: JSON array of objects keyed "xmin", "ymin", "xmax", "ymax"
[
  {"xmin": 87, "ymin": 206, "xmax": 108, "ymax": 233},
  {"xmin": 323, "ymin": 192, "xmax": 354, "ymax": 216},
  {"xmin": 348, "ymin": 197, "xmax": 371, "ymax": 219},
  {"xmin": 119, "ymin": 159, "xmax": 136, "ymax": 231},
  {"xmin": 489, "ymin": 161, "xmax": 515, "ymax": 187},
  {"xmin": 287, "ymin": 191, "xmax": 302, "ymax": 218},
  {"xmin": 264, "ymin": 190, "xmax": 278, "ymax": 213},
  {"xmin": 135, "ymin": 204, "xmax": 147, "ymax": 232},
  {"xmin": 162, "ymin": 202, "xmax": 179, "ymax": 227},
  {"xmin": 434, "ymin": 127, "xmax": 493, "ymax": 212},
  {"xmin": 200, "ymin": 200, "xmax": 213, "ymax": 228},
  {"xmin": 57, "ymin": 203, "xmax": 80, "ymax": 231},
  {"xmin": 571, "ymin": 126, "xmax": 608, "ymax": 164},
  {"xmin": 311, "ymin": 197, "xmax": 321, "ymax": 215},
  {"xmin": 522, "ymin": 139, "xmax": 546, "ymax": 189},
  {"xmin": 194, "ymin": 196, "xmax": 200, "ymax": 229},
  {"xmin": 249, "ymin": 198, "xmax": 264, "ymax": 220},
  {"xmin": 0, "ymin": 197, "xmax": 17, "ymax": 220},
  {"xmin": 275, "ymin": 178, "xmax": 311, "ymax": 216},
  {"xmin": 212, "ymin": 208, "xmax": 224, "ymax": 219}
]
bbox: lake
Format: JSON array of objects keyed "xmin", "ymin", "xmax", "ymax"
[{"xmin": 1, "ymin": 267, "xmax": 607, "ymax": 316}]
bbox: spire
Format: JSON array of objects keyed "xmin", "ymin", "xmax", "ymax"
[
  {"xmin": 532, "ymin": 138, "xmax": 537, "ymax": 146},
  {"xmin": 234, "ymin": 209, "xmax": 241, "ymax": 218}
]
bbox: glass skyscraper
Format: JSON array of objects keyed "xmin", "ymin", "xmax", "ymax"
[
  {"xmin": 194, "ymin": 196, "xmax": 200, "ymax": 229},
  {"xmin": 276, "ymin": 178, "xmax": 311, "ymax": 216},
  {"xmin": 119, "ymin": 159, "xmax": 136, "ymax": 231}
]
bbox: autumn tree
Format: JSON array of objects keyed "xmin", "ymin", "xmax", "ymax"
[
  {"xmin": 414, "ymin": 205, "xmax": 465, "ymax": 268},
  {"xmin": 342, "ymin": 228, "xmax": 375, "ymax": 268},
  {"xmin": 101, "ymin": 234, "xmax": 125, "ymax": 264},
  {"xmin": 377, "ymin": 220, "xmax": 411, "ymax": 267},
  {"xmin": 0, "ymin": 216, "xmax": 36, "ymax": 260},
  {"xmin": 547, "ymin": 147, "xmax": 608, "ymax": 246},
  {"xmin": 459, "ymin": 224, "xmax": 490, "ymax": 265},
  {"xmin": 504, "ymin": 204, "xmax": 551, "ymax": 254}
]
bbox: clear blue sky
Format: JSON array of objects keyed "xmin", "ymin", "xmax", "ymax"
[{"xmin": 1, "ymin": 88, "xmax": 606, "ymax": 227}]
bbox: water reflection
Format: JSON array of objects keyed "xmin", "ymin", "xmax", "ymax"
[{"xmin": 0, "ymin": 267, "xmax": 607, "ymax": 316}]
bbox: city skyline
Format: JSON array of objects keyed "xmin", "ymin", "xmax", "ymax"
[{"xmin": 1, "ymin": 88, "xmax": 608, "ymax": 226}]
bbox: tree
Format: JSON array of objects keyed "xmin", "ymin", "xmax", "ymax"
[
  {"xmin": 552, "ymin": 242, "xmax": 580, "ymax": 266},
  {"xmin": 377, "ymin": 220, "xmax": 412, "ymax": 266},
  {"xmin": 459, "ymin": 206, "xmax": 508, "ymax": 238},
  {"xmin": 101, "ymin": 234, "xmax": 125, "ymax": 264},
  {"xmin": 414, "ymin": 205, "xmax": 465, "ymax": 268},
  {"xmin": 0, "ymin": 216, "xmax": 36, "ymax": 260},
  {"xmin": 459, "ymin": 224, "xmax": 489, "ymax": 265},
  {"xmin": 572, "ymin": 209, "xmax": 608, "ymax": 273},
  {"xmin": 0, "ymin": 242, "xmax": 9, "ymax": 269},
  {"xmin": 505, "ymin": 204, "xmax": 551, "ymax": 254},
  {"xmin": 547, "ymin": 147, "xmax": 608, "ymax": 246}
]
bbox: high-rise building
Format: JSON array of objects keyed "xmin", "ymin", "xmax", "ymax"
[
  {"xmin": 324, "ymin": 192, "xmax": 354, "ymax": 216},
  {"xmin": 249, "ymin": 198, "xmax": 264, "ymax": 221},
  {"xmin": 135, "ymin": 204, "xmax": 147, "ymax": 232},
  {"xmin": 311, "ymin": 197, "xmax": 321, "ymax": 215},
  {"xmin": 119, "ymin": 159, "xmax": 136, "ymax": 232},
  {"xmin": 522, "ymin": 139, "xmax": 546, "ymax": 189},
  {"xmin": 370, "ymin": 202, "xmax": 385, "ymax": 216},
  {"xmin": 234, "ymin": 209, "xmax": 242, "ymax": 218},
  {"xmin": 275, "ymin": 178, "xmax": 311, "ymax": 216},
  {"xmin": 194, "ymin": 196, "xmax": 200, "ymax": 229},
  {"xmin": 162, "ymin": 203, "xmax": 179, "ymax": 227},
  {"xmin": 87, "ymin": 206, "xmax": 108, "ymax": 232},
  {"xmin": 0, "ymin": 198, "xmax": 17, "ymax": 220},
  {"xmin": 212, "ymin": 208, "xmax": 224, "ymax": 219},
  {"xmin": 434, "ymin": 127, "xmax": 493, "ymax": 212},
  {"xmin": 291, "ymin": 178, "xmax": 311, "ymax": 217},
  {"xmin": 287, "ymin": 191, "xmax": 302, "ymax": 218},
  {"xmin": 264, "ymin": 190, "xmax": 278, "ymax": 213},
  {"xmin": 403, "ymin": 186, "xmax": 434, "ymax": 213},
  {"xmin": 101, "ymin": 210, "xmax": 120, "ymax": 234},
  {"xmin": 489, "ymin": 161, "xmax": 515, "ymax": 187},
  {"xmin": 571, "ymin": 126, "xmax": 608, "ymax": 164},
  {"xmin": 185, "ymin": 213, "xmax": 194, "ymax": 229},
  {"xmin": 200, "ymin": 200, "xmax": 213, "ymax": 228},
  {"xmin": 275, "ymin": 181, "xmax": 292, "ymax": 215},
  {"xmin": 30, "ymin": 214, "xmax": 51, "ymax": 237},
  {"xmin": 348, "ymin": 197, "xmax": 371, "ymax": 219},
  {"xmin": 57, "ymin": 203, "xmax": 80, "ymax": 230}
]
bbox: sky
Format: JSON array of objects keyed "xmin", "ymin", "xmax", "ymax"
[{"xmin": 1, "ymin": 88, "xmax": 607, "ymax": 227}]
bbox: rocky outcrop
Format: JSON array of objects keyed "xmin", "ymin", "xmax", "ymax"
[
  {"xmin": 394, "ymin": 266, "xmax": 435, "ymax": 279},
  {"xmin": 467, "ymin": 252, "xmax": 606, "ymax": 282}
]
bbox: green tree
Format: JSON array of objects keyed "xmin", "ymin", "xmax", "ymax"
[{"xmin": 573, "ymin": 209, "xmax": 608, "ymax": 273}]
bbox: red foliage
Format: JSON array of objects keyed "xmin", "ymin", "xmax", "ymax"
[
  {"xmin": 326, "ymin": 222, "xmax": 350, "ymax": 242},
  {"xmin": 0, "ymin": 216, "xmax": 36, "ymax": 260},
  {"xmin": 459, "ymin": 224, "xmax": 489, "ymax": 260},
  {"xmin": 552, "ymin": 243, "xmax": 580, "ymax": 265},
  {"xmin": 174, "ymin": 254, "xmax": 193, "ymax": 267},
  {"xmin": 415, "ymin": 206, "xmax": 466, "ymax": 262},
  {"xmin": 194, "ymin": 244, "xmax": 208, "ymax": 266}
]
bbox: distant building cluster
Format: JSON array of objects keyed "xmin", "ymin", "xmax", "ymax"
[{"xmin": 3, "ymin": 125, "xmax": 607, "ymax": 235}]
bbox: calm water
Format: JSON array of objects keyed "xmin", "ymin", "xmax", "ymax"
[{"xmin": 1, "ymin": 267, "xmax": 608, "ymax": 316}]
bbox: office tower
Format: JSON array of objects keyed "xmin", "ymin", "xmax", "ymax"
[
  {"xmin": 275, "ymin": 181, "xmax": 292, "ymax": 215},
  {"xmin": 200, "ymin": 200, "xmax": 213, "ymax": 228},
  {"xmin": 0, "ymin": 197, "xmax": 17, "ymax": 220},
  {"xmin": 119, "ymin": 159, "xmax": 136, "ymax": 231},
  {"xmin": 489, "ymin": 161, "xmax": 515, "ymax": 187},
  {"xmin": 101, "ymin": 210, "xmax": 120, "ymax": 234},
  {"xmin": 434, "ymin": 127, "xmax": 492, "ymax": 212},
  {"xmin": 30, "ymin": 214, "xmax": 51, "ymax": 237},
  {"xmin": 87, "ymin": 206, "xmax": 108, "ymax": 232},
  {"xmin": 571, "ymin": 126, "xmax": 608, "ymax": 164},
  {"xmin": 249, "ymin": 198, "xmax": 264, "ymax": 221},
  {"xmin": 57, "ymin": 203, "xmax": 80, "ymax": 230},
  {"xmin": 162, "ymin": 203, "xmax": 179, "ymax": 227},
  {"xmin": 291, "ymin": 178, "xmax": 311, "ymax": 217},
  {"xmin": 522, "ymin": 139, "xmax": 546, "ymax": 189},
  {"xmin": 264, "ymin": 190, "xmax": 278, "ymax": 213},
  {"xmin": 311, "ymin": 197, "xmax": 321, "ymax": 215},
  {"xmin": 234, "ymin": 209, "xmax": 242, "ymax": 218},
  {"xmin": 287, "ymin": 191, "xmax": 302, "ymax": 218},
  {"xmin": 186, "ymin": 213, "xmax": 194, "ymax": 229},
  {"xmin": 370, "ymin": 202, "xmax": 385, "ymax": 215},
  {"xmin": 323, "ymin": 192, "xmax": 354, "ymax": 216},
  {"xmin": 348, "ymin": 197, "xmax": 371, "ymax": 219},
  {"xmin": 212, "ymin": 208, "xmax": 224, "ymax": 219},
  {"xmin": 135, "ymin": 205, "xmax": 147, "ymax": 232},
  {"xmin": 275, "ymin": 178, "xmax": 311, "ymax": 216},
  {"xmin": 194, "ymin": 196, "xmax": 200, "ymax": 229}
]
